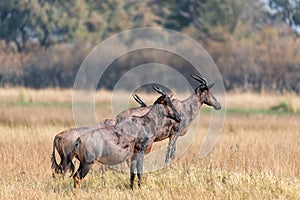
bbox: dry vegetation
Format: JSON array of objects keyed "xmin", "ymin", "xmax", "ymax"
[{"xmin": 0, "ymin": 88, "xmax": 299, "ymax": 199}]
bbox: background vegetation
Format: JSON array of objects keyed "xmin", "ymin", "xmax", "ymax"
[{"xmin": 0, "ymin": 0, "xmax": 299, "ymax": 93}]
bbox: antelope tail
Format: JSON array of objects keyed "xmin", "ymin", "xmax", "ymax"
[{"xmin": 51, "ymin": 136, "xmax": 61, "ymax": 173}]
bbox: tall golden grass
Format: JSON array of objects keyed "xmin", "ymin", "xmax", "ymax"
[{"xmin": 0, "ymin": 88, "xmax": 299, "ymax": 199}]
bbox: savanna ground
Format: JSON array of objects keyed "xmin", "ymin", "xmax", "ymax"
[{"xmin": 0, "ymin": 88, "xmax": 299, "ymax": 199}]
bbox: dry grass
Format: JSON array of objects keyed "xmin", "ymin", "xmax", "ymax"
[
  {"xmin": 225, "ymin": 92, "xmax": 300, "ymax": 110},
  {"xmin": 0, "ymin": 87, "xmax": 162, "ymax": 104},
  {"xmin": 0, "ymin": 88, "xmax": 299, "ymax": 199}
]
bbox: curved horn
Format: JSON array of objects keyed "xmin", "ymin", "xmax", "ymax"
[
  {"xmin": 132, "ymin": 94, "xmax": 147, "ymax": 107},
  {"xmin": 152, "ymin": 85, "xmax": 166, "ymax": 96},
  {"xmin": 196, "ymin": 74, "xmax": 208, "ymax": 84},
  {"xmin": 191, "ymin": 74, "xmax": 207, "ymax": 85}
]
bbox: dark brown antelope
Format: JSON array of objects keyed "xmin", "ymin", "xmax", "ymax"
[
  {"xmin": 164, "ymin": 74, "xmax": 221, "ymax": 163},
  {"xmin": 51, "ymin": 95, "xmax": 146, "ymax": 178},
  {"xmin": 128, "ymin": 74, "xmax": 221, "ymax": 164},
  {"xmin": 68, "ymin": 86, "xmax": 180, "ymax": 188}
]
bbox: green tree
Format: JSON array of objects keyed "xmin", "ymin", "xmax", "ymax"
[
  {"xmin": 81, "ymin": 0, "xmax": 162, "ymax": 43},
  {"xmin": 0, "ymin": 0, "xmax": 82, "ymax": 52},
  {"xmin": 162, "ymin": 0, "xmax": 244, "ymax": 40}
]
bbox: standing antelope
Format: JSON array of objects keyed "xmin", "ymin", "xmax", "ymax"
[
  {"xmin": 51, "ymin": 95, "xmax": 146, "ymax": 178},
  {"xmin": 127, "ymin": 74, "xmax": 221, "ymax": 164},
  {"xmin": 68, "ymin": 85, "xmax": 181, "ymax": 188},
  {"xmin": 164, "ymin": 74, "xmax": 221, "ymax": 163}
]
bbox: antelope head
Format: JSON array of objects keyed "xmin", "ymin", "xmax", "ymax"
[
  {"xmin": 152, "ymin": 85, "xmax": 181, "ymax": 123},
  {"xmin": 191, "ymin": 74, "xmax": 221, "ymax": 110}
]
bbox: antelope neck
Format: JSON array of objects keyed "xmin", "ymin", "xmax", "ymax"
[
  {"xmin": 145, "ymin": 104, "xmax": 166, "ymax": 127},
  {"xmin": 180, "ymin": 94, "xmax": 201, "ymax": 123}
]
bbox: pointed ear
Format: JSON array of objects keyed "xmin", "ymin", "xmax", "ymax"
[{"xmin": 208, "ymin": 83, "xmax": 215, "ymax": 89}]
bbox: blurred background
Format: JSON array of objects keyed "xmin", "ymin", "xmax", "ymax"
[{"xmin": 0, "ymin": 0, "xmax": 299, "ymax": 93}]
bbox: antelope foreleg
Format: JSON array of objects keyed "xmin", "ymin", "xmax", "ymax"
[
  {"xmin": 165, "ymin": 138, "xmax": 174, "ymax": 164},
  {"xmin": 170, "ymin": 143, "xmax": 176, "ymax": 161},
  {"xmin": 136, "ymin": 152, "xmax": 145, "ymax": 188},
  {"xmin": 130, "ymin": 154, "xmax": 137, "ymax": 189},
  {"xmin": 165, "ymin": 131, "xmax": 180, "ymax": 164}
]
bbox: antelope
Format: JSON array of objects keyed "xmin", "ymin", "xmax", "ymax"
[
  {"xmin": 128, "ymin": 74, "xmax": 221, "ymax": 164},
  {"xmin": 51, "ymin": 95, "xmax": 146, "ymax": 178},
  {"xmin": 164, "ymin": 74, "xmax": 221, "ymax": 163},
  {"xmin": 68, "ymin": 85, "xmax": 181, "ymax": 188}
]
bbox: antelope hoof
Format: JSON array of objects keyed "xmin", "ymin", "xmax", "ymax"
[{"xmin": 73, "ymin": 176, "xmax": 81, "ymax": 188}]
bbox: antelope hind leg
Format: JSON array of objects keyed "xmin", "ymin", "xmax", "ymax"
[{"xmin": 73, "ymin": 162, "xmax": 93, "ymax": 188}]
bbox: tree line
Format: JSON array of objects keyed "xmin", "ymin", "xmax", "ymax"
[{"xmin": 0, "ymin": 0, "xmax": 299, "ymax": 93}]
